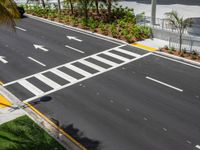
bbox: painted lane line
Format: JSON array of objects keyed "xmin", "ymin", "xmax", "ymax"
[
  {"xmin": 26, "ymin": 14, "xmax": 123, "ymax": 45},
  {"xmin": 35, "ymin": 74, "xmax": 61, "ymax": 89},
  {"xmin": 23, "ymin": 53, "xmax": 151, "ymax": 103},
  {"xmin": 153, "ymin": 53, "xmax": 200, "ymax": 70},
  {"xmin": 18, "ymin": 80, "xmax": 44, "ymax": 96},
  {"xmin": 28, "ymin": 57, "xmax": 46, "ymax": 67},
  {"xmin": 65, "ymin": 45, "xmax": 85, "ymax": 53},
  {"xmin": 146, "ymin": 76, "xmax": 183, "ymax": 92},
  {"xmin": 3, "ymin": 44, "xmax": 126, "ymax": 86},
  {"xmin": 15, "ymin": 26, "xmax": 26, "ymax": 31},
  {"xmin": 196, "ymin": 145, "xmax": 200, "ymax": 149},
  {"xmin": 33, "ymin": 44, "xmax": 49, "ymax": 52},
  {"xmin": 66, "ymin": 64, "xmax": 92, "ymax": 77},
  {"xmin": 92, "ymin": 55, "xmax": 118, "ymax": 67},
  {"xmin": 113, "ymin": 47, "xmax": 141, "ymax": 58},
  {"xmin": 0, "ymin": 56, "xmax": 8, "ymax": 64},
  {"xmin": 66, "ymin": 36, "xmax": 82, "ymax": 42},
  {"xmin": 50, "ymin": 69, "xmax": 77, "ymax": 82},
  {"xmin": 104, "ymin": 51, "xmax": 130, "ymax": 62},
  {"xmin": 78, "ymin": 59, "xmax": 105, "ymax": 72}
]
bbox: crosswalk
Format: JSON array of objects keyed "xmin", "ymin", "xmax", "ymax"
[{"xmin": 4, "ymin": 45, "xmax": 151, "ymax": 103}]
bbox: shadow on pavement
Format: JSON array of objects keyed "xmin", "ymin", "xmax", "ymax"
[{"xmin": 61, "ymin": 124, "xmax": 101, "ymax": 150}]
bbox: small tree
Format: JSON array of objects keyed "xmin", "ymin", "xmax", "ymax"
[
  {"xmin": 79, "ymin": 0, "xmax": 92, "ymax": 24},
  {"xmin": 165, "ymin": 11, "xmax": 192, "ymax": 52}
]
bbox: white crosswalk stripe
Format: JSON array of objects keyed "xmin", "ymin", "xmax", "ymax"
[
  {"xmin": 113, "ymin": 47, "xmax": 141, "ymax": 58},
  {"xmin": 35, "ymin": 74, "xmax": 61, "ymax": 89},
  {"xmin": 4, "ymin": 45, "xmax": 150, "ymax": 103},
  {"xmin": 18, "ymin": 80, "xmax": 44, "ymax": 96},
  {"xmin": 66, "ymin": 64, "xmax": 92, "ymax": 77},
  {"xmin": 51, "ymin": 68, "xmax": 77, "ymax": 83},
  {"xmin": 104, "ymin": 51, "xmax": 130, "ymax": 62},
  {"xmin": 92, "ymin": 55, "xmax": 118, "ymax": 67},
  {"xmin": 78, "ymin": 59, "xmax": 106, "ymax": 72}
]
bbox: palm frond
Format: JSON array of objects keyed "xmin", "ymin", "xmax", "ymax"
[{"xmin": 0, "ymin": 3, "xmax": 16, "ymax": 28}]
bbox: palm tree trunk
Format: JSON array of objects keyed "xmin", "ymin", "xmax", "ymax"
[
  {"xmin": 57, "ymin": 0, "xmax": 61, "ymax": 14},
  {"xmin": 179, "ymin": 33, "xmax": 182, "ymax": 53},
  {"xmin": 41, "ymin": 0, "xmax": 45, "ymax": 8},
  {"xmin": 107, "ymin": 0, "xmax": 112, "ymax": 22},
  {"xmin": 95, "ymin": 0, "xmax": 99, "ymax": 15},
  {"xmin": 69, "ymin": 0, "xmax": 74, "ymax": 14}
]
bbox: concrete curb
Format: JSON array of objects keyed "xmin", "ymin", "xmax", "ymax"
[
  {"xmin": 25, "ymin": 14, "xmax": 127, "ymax": 45},
  {"xmin": 154, "ymin": 51, "xmax": 200, "ymax": 67},
  {"xmin": 0, "ymin": 86, "xmax": 80, "ymax": 150}
]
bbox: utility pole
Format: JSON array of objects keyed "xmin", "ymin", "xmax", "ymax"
[{"xmin": 151, "ymin": 0, "xmax": 157, "ymax": 25}]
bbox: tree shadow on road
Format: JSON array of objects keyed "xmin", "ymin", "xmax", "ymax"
[{"xmin": 61, "ymin": 124, "xmax": 101, "ymax": 150}]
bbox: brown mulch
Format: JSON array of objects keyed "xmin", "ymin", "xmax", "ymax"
[{"xmin": 159, "ymin": 48, "xmax": 200, "ymax": 63}]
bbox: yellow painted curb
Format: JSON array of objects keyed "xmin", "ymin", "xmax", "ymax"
[
  {"xmin": 0, "ymin": 81, "xmax": 3, "ymax": 86},
  {"xmin": 132, "ymin": 43, "xmax": 157, "ymax": 52},
  {"xmin": 24, "ymin": 102, "xmax": 87, "ymax": 150},
  {"xmin": 0, "ymin": 95, "xmax": 12, "ymax": 108}
]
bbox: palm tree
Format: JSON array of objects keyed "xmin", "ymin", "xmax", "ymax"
[
  {"xmin": 165, "ymin": 11, "xmax": 192, "ymax": 52},
  {"xmin": 0, "ymin": 0, "xmax": 19, "ymax": 29}
]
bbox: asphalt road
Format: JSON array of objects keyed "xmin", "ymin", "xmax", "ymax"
[{"xmin": 1, "ymin": 16, "xmax": 200, "ymax": 150}]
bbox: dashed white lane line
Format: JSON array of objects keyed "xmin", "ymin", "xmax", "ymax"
[
  {"xmin": 162, "ymin": 128, "xmax": 168, "ymax": 132},
  {"xmin": 28, "ymin": 57, "xmax": 46, "ymax": 67},
  {"xmin": 65, "ymin": 45, "xmax": 85, "ymax": 53},
  {"xmin": 196, "ymin": 145, "xmax": 200, "ymax": 149},
  {"xmin": 146, "ymin": 76, "xmax": 183, "ymax": 92},
  {"xmin": 15, "ymin": 26, "xmax": 27, "ymax": 31}
]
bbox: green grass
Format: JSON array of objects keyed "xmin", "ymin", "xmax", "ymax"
[{"xmin": 0, "ymin": 115, "xmax": 66, "ymax": 150}]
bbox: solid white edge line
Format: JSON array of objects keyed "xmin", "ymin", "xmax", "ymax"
[
  {"xmin": 28, "ymin": 57, "xmax": 46, "ymax": 67},
  {"xmin": 196, "ymin": 145, "xmax": 200, "ymax": 149},
  {"xmin": 153, "ymin": 53, "xmax": 200, "ymax": 70},
  {"xmin": 15, "ymin": 26, "xmax": 27, "ymax": 31},
  {"xmin": 4, "ymin": 44, "xmax": 126, "ymax": 86},
  {"xmin": 65, "ymin": 45, "xmax": 85, "ymax": 53},
  {"xmin": 23, "ymin": 53, "xmax": 151, "ymax": 103},
  {"xmin": 146, "ymin": 76, "xmax": 183, "ymax": 92}
]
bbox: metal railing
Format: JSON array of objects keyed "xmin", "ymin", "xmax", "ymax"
[
  {"xmin": 169, "ymin": 37, "xmax": 200, "ymax": 53},
  {"xmin": 136, "ymin": 16, "xmax": 189, "ymax": 34}
]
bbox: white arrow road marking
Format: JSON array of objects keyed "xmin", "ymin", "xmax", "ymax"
[
  {"xmin": 65, "ymin": 45, "xmax": 85, "ymax": 53},
  {"xmin": 66, "ymin": 36, "xmax": 82, "ymax": 42},
  {"xmin": 15, "ymin": 26, "xmax": 26, "ymax": 31},
  {"xmin": 33, "ymin": 44, "xmax": 49, "ymax": 52},
  {"xmin": 0, "ymin": 56, "xmax": 8, "ymax": 64},
  {"xmin": 28, "ymin": 57, "xmax": 46, "ymax": 67}
]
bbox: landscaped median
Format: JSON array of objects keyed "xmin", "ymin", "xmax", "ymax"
[
  {"xmin": 22, "ymin": 3, "xmax": 152, "ymax": 44},
  {"xmin": 0, "ymin": 115, "xmax": 65, "ymax": 150}
]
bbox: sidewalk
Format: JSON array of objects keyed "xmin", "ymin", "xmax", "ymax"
[
  {"xmin": 119, "ymin": 0, "xmax": 200, "ymax": 19},
  {"xmin": 0, "ymin": 107, "xmax": 25, "ymax": 125},
  {"xmin": 135, "ymin": 38, "xmax": 168, "ymax": 49}
]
